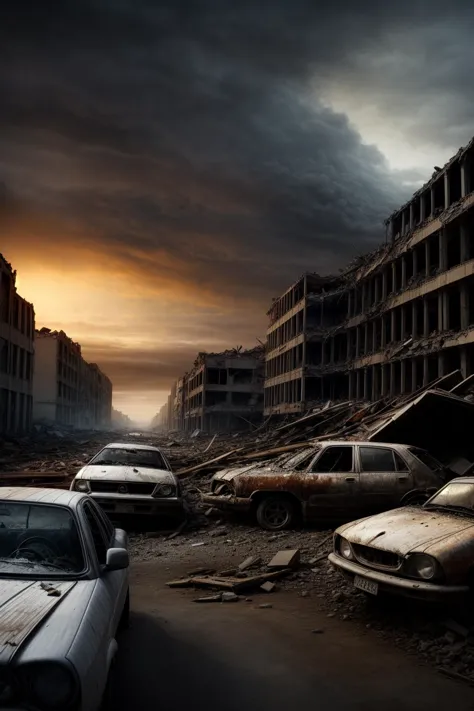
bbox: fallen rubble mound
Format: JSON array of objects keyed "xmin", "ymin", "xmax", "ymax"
[{"xmin": 170, "ymin": 369, "xmax": 474, "ymax": 484}]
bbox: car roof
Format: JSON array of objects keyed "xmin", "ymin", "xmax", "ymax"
[
  {"xmin": 449, "ymin": 477, "xmax": 474, "ymax": 484},
  {"xmin": 0, "ymin": 487, "xmax": 85, "ymax": 508},
  {"xmin": 320, "ymin": 441, "xmax": 415, "ymax": 449},
  {"xmin": 103, "ymin": 442, "xmax": 161, "ymax": 452}
]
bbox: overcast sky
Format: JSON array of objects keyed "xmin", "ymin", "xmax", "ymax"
[{"xmin": 2, "ymin": 0, "xmax": 474, "ymax": 421}]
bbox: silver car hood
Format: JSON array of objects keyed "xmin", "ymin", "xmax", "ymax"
[
  {"xmin": 0, "ymin": 579, "xmax": 77, "ymax": 664},
  {"xmin": 77, "ymin": 465, "xmax": 175, "ymax": 484}
]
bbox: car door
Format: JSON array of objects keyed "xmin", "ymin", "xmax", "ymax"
[
  {"xmin": 303, "ymin": 445, "xmax": 360, "ymax": 520},
  {"xmin": 84, "ymin": 501, "xmax": 128, "ymax": 634},
  {"xmin": 358, "ymin": 445, "xmax": 414, "ymax": 515}
]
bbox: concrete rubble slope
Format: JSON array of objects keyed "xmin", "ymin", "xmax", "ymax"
[{"xmin": 168, "ymin": 368, "xmax": 474, "ymax": 482}]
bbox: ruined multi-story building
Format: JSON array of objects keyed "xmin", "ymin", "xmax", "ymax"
[
  {"xmin": 0, "ymin": 254, "xmax": 35, "ymax": 434},
  {"xmin": 183, "ymin": 347, "xmax": 264, "ymax": 432},
  {"xmin": 156, "ymin": 347, "xmax": 265, "ymax": 433},
  {"xmin": 265, "ymin": 136, "xmax": 474, "ymax": 416},
  {"xmin": 33, "ymin": 328, "xmax": 112, "ymax": 429}
]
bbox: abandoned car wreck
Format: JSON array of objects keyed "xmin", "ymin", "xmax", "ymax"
[
  {"xmin": 330, "ymin": 477, "xmax": 474, "ymax": 602},
  {"xmin": 202, "ymin": 441, "xmax": 448, "ymax": 530}
]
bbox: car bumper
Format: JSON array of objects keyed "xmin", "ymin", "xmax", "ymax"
[
  {"xmin": 328, "ymin": 552, "xmax": 469, "ymax": 602},
  {"xmin": 90, "ymin": 493, "xmax": 184, "ymax": 516},
  {"xmin": 201, "ymin": 493, "xmax": 252, "ymax": 512}
]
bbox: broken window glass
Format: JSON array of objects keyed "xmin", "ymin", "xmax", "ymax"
[{"xmin": 311, "ymin": 446, "xmax": 353, "ymax": 473}]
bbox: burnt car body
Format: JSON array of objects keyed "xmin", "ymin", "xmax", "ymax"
[
  {"xmin": 202, "ymin": 441, "xmax": 448, "ymax": 530},
  {"xmin": 329, "ymin": 477, "xmax": 474, "ymax": 602}
]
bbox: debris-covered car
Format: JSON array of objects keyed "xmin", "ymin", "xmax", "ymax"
[
  {"xmin": 202, "ymin": 441, "xmax": 449, "ymax": 530},
  {"xmin": 71, "ymin": 442, "xmax": 184, "ymax": 520},
  {"xmin": 0, "ymin": 486, "xmax": 129, "ymax": 710},
  {"xmin": 328, "ymin": 477, "xmax": 474, "ymax": 602}
]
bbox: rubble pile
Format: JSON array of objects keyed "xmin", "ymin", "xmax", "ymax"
[{"xmin": 170, "ymin": 369, "xmax": 474, "ymax": 486}]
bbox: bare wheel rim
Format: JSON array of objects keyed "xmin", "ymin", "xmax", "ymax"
[{"xmin": 263, "ymin": 500, "xmax": 290, "ymax": 527}]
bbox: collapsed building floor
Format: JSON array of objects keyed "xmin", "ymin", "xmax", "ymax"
[{"xmin": 264, "ymin": 137, "xmax": 474, "ymax": 417}]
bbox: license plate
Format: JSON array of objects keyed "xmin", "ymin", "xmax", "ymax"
[
  {"xmin": 115, "ymin": 504, "xmax": 135, "ymax": 514},
  {"xmin": 354, "ymin": 575, "xmax": 378, "ymax": 595}
]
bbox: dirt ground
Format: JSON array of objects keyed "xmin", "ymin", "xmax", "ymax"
[
  {"xmin": 126, "ymin": 520, "xmax": 474, "ymax": 692},
  {"xmin": 110, "ymin": 544, "xmax": 474, "ymax": 711}
]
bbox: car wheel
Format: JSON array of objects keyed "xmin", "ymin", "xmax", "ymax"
[
  {"xmin": 119, "ymin": 589, "xmax": 130, "ymax": 630},
  {"xmin": 256, "ymin": 496, "xmax": 296, "ymax": 530}
]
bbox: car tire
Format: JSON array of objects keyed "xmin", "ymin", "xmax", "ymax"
[
  {"xmin": 256, "ymin": 495, "xmax": 296, "ymax": 530},
  {"xmin": 119, "ymin": 589, "xmax": 130, "ymax": 630}
]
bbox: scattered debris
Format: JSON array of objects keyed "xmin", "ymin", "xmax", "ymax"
[
  {"xmin": 238, "ymin": 555, "xmax": 262, "ymax": 572},
  {"xmin": 260, "ymin": 581, "xmax": 276, "ymax": 593},
  {"xmin": 167, "ymin": 568, "xmax": 291, "ymax": 593},
  {"xmin": 268, "ymin": 550, "xmax": 300, "ymax": 569},
  {"xmin": 193, "ymin": 594, "xmax": 223, "ymax": 603},
  {"xmin": 40, "ymin": 582, "xmax": 61, "ymax": 597},
  {"xmin": 221, "ymin": 592, "xmax": 239, "ymax": 603},
  {"xmin": 258, "ymin": 603, "xmax": 273, "ymax": 609}
]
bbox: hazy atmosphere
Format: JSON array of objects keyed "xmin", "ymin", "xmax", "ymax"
[{"xmin": 2, "ymin": 0, "xmax": 474, "ymax": 420}]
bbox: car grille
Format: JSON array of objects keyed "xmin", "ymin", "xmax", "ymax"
[
  {"xmin": 352, "ymin": 544, "xmax": 400, "ymax": 570},
  {"xmin": 89, "ymin": 481, "xmax": 156, "ymax": 495}
]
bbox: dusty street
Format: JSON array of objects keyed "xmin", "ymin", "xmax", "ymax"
[{"xmin": 111, "ymin": 550, "xmax": 474, "ymax": 711}]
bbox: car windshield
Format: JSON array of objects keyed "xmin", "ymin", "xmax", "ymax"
[
  {"xmin": 0, "ymin": 502, "xmax": 85, "ymax": 577},
  {"xmin": 90, "ymin": 447, "xmax": 166, "ymax": 469},
  {"xmin": 425, "ymin": 482, "xmax": 474, "ymax": 515}
]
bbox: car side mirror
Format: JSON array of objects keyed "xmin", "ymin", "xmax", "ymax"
[{"xmin": 105, "ymin": 547, "xmax": 129, "ymax": 571}]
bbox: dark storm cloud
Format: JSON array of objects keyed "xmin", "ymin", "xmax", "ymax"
[{"xmin": 2, "ymin": 0, "xmax": 474, "ymax": 397}]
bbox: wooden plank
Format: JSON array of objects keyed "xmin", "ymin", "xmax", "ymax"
[{"xmin": 175, "ymin": 448, "xmax": 245, "ymax": 477}]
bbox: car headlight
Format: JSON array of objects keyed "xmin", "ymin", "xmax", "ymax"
[
  {"xmin": 74, "ymin": 479, "xmax": 90, "ymax": 493},
  {"xmin": 404, "ymin": 554, "xmax": 439, "ymax": 581},
  {"xmin": 339, "ymin": 538, "xmax": 354, "ymax": 560},
  {"xmin": 23, "ymin": 662, "xmax": 79, "ymax": 709},
  {"xmin": 413, "ymin": 554, "xmax": 436, "ymax": 580},
  {"xmin": 153, "ymin": 484, "xmax": 175, "ymax": 498}
]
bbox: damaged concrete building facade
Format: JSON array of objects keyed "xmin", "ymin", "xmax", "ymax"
[
  {"xmin": 0, "ymin": 254, "xmax": 35, "ymax": 434},
  {"xmin": 265, "ymin": 137, "xmax": 474, "ymax": 416},
  {"xmin": 33, "ymin": 328, "xmax": 112, "ymax": 429},
  {"xmin": 157, "ymin": 347, "xmax": 265, "ymax": 433}
]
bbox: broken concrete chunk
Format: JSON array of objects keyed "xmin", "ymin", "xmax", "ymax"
[
  {"xmin": 238, "ymin": 555, "xmax": 262, "ymax": 572},
  {"xmin": 260, "ymin": 581, "xmax": 276, "ymax": 593},
  {"xmin": 268, "ymin": 549, "xmax": 300, "ymax": 569},
  {"xmin": 259, "ymin": 603, "xmax": 273, "ymax": 609},
  {"xmin": 221, "ymin": 592, "xmax": 239, "ymax": 602},
  {"xmin": 194, "ymin": 594, "xmax": 223, "ymax": 603}
]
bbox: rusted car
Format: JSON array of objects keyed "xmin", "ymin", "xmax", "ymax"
[
  {"xmin": 329, "ymin": 477, "xmax": 474, "ymax": 602},
  {"xmin": 201, "ymin": 441, "xmax": 448, "ymax": 530}
]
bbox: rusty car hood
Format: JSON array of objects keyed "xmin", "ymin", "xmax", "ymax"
[{"xmin": 338, "ymin": 506, "xmax": 474, "ymax": 556}]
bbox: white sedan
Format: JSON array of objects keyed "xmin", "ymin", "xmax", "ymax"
[
  {"xmin": 71, "ymin": 442, "xmax": 184, "ymax": 520},
  {"xmin": 0, "ymin": 487, "xmax": 129, "ymax": 710}
]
